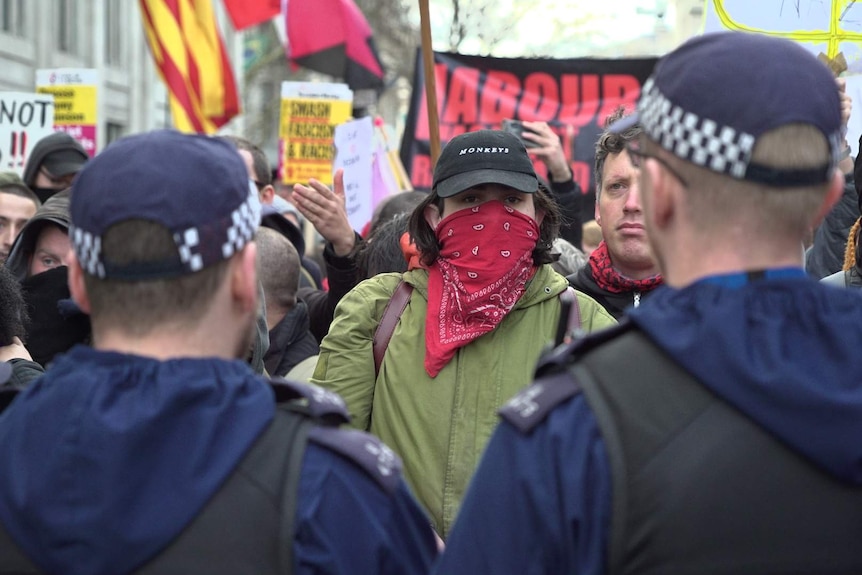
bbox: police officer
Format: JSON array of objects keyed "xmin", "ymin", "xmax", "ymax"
[
  {"xmin": 0, "ymin": 130, "xmax": 437, "ymax": 574},
  {"xmin": 437, "ymin": 32, "xmax": 862, "ymax": 574}
]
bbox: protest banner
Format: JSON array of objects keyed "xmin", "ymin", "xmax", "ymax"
[
  {"xmin": 35, "ymin": 69, "xmax": 99, "ymax": 157},
  {"xmin": 280, "ymin": 81, "xmax": 353, "ymax": 186},
  {"xmin": 0, "ymin": 93, "xmax": 55, "ymax": 175},
  {"xmin": 333, "ymin": 116, "xmax": 374, "ymax": 231},
  {"xmin": 400, "ymin": 50, "xmax": 656, "ymax": 197}
]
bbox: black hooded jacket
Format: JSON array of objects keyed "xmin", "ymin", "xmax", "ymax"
[{"xmin": 568, "ymin": 264, "xmax": 659, "ymax": 320}]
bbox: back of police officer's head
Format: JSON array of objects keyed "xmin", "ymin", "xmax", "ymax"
[
  {"xmin": 610, "ymin": 32, "xmax": 845, "ymax": 254},
  {"xmin": 67, "ymin": 130, "xmax": 261, "ymax": 342}
]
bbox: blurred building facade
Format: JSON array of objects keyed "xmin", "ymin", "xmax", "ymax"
[
  {"xmin": 0, "ymin": 0, "xmax": 244, "ymax": 152},
  {"xmin": 611, "ymin": 0, "xmax": 704, "ymax": 57}
]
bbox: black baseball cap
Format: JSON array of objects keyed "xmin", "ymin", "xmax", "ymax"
[
  {"xmin": 433, "ymin": 130, "xmax": 538, "ymax": 198},
  {"xmin": 38, "ymin": 133, "xmax": 88, "ymax": 177}
]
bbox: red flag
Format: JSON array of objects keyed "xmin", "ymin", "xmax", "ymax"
[
  {"xmin": 222, "ymin": 0, "xmax": 281, "ymax": 30},
  {"xmin": 286, "ymin": 0, "xmax": 385, "ymax": 91},
  {"xmin": 140, "ymin": 0, "xmax": 240, "ymax": 133}
]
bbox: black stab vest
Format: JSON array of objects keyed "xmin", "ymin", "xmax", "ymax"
[{"xmin": 575, "ymin": 329, "xmax": 862, "ymax": 575}]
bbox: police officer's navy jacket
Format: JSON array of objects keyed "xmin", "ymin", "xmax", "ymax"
[
  {"xmin": 0, "ymin": 346, "xmax": 437, "ymax": 574},
  {"xmin": 436, "ymin": 269, "xmax": 862, "ymax": 575}
]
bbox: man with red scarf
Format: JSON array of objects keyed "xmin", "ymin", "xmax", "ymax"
[
  {"xmin": 311, "ymin": 130, "xmax": 615, "ymax": 538},
  {"xmin": 567, "ymin": 108, "xmax": 663, "ymax": 319}
]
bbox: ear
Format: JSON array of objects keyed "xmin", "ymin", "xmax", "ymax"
[
  {"xmin": 231, "ymin": 243, "xmax": 259, "ymax": 315},
  {"xmin": 260, "ymin": 185, "xmax": 275, "ymax": 205},
  {"xmin": 424, "ymin": 203, "xmax": 442, "ymax": 230},
  {"xmin": 594, "ymin": 199, "xmax": 601, "ymax": 227},
  {"xmin": 66, "ymin": 251, "xmax": 92, "ymax": 315},
  {"xmin": 643, "ymin": 160, "xmax": 674, "ymax": 230},
  {"xmin": 810, "ymin": 170, "xmax": 845, "ymax": 229}
]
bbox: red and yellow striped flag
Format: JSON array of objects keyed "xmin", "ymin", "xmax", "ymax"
[{"xmin": 140, "ymin": 0, "xmax": 240, "ymax": 133}]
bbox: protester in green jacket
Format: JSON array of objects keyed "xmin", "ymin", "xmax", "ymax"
[{"xmin": 312, "ymin": 130, "xmax": 616, "ymax": 537}]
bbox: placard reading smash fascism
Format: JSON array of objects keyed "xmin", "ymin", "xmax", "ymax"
[{"xmin": 279, "ymin": 82, "xmax": 353, "ymax": 186}]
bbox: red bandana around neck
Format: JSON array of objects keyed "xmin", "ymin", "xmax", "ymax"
[
  {"xmin": 588, "ymin": 240, "xmax": 663, "ymax": 294},
  {"xmin": 424, "ymin": 201, "xmax": 539, "ymax": 377}
]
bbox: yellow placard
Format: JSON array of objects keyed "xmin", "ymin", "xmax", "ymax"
[
  {"xmin": 280, "ymin": 97, "xmax": 352, "ymax": 185},
  {"xmin": 36, "ymin": 85, "xmax": 97, "ymax": 125}
]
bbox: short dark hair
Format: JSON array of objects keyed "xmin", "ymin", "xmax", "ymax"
[
  {"xmin": 83, "ymin": 219, "xmax": 230, "ymax": 336},
  {"xmin": 407, "ymin": 183, "xmax": 561, "ymax": 267},
  {"xmin": 0, "ymin": 184, "xmax": 41, "ymax": 208},
  {"xmin": 256, "ymin": 227, "xmax": 300, "ymax": 310},
  {"xmin": 594, "ymin": 106, "xmax": 642, "ymax": 200},
  {"xmin": 221, "ymin": 135, "xmax": 271, "ymax": 186},
  {"xmin": 356, "ymin": 212, "xmax": 411, "ymax": 279},
  {"xmin": 369, "ymin": 192, "xmax": 427, "ymax": 236}
]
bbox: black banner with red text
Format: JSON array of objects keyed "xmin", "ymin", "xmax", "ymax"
[{"xmin": 400, "ymin": 51, "xmax": 657, "ymax": 196}]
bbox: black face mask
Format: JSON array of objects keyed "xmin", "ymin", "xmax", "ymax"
[
  {"xmin": 20, "ymin": 266, "xmax": 91, "ymax": 368},
  {"xmin": 31, "ymin": 186, "xmax": 62, "ymax": 204}
]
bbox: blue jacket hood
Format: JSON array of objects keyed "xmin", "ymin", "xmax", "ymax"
[
  {"xmin": 0, "ymin": 346, "xmax": 275, "ymax": 574},
  {"xmin": 629, "ymin": 272, "xmax": 862, "ymax": 484}
]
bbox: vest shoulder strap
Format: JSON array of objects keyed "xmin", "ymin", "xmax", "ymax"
[
  {"xmin": 307, "ymin": 426, "xmax": 403, "ymax": 495},
  {"xmin": 268, "ymin": 377, "xmax": 350, "ymax": 425},
  {"xmin": 572, "ymin": 329, "xmax": 713, "ymax": 575},
  {"xmin": 498, "ymin": 320, "xmax": 636, "ymax": 434}
]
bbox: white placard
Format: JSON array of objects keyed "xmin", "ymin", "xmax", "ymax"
[
  {"xmin": 334, "ymin": 116, "xmax": 374, "ymax": 232},
  {"xmin": 280, "ymin": 81, "xmax": 353, "ymax": 101},
  {"xmin": 0, "ymin": 92, "xmax": 55, "ymax": 175}
]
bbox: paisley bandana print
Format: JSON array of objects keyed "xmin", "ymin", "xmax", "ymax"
[
  {"xmin": 424, "ymin": 201, "xmax": 539, "ymax": 377},
  {"xmin": 588, "ymin": 240, "xmax": 663, "ymax": 294}
]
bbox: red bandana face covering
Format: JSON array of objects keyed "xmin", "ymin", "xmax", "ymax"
[
  {"xmin": 424, "ymin": 201, "xmax": 539, "ymax": 377},
  {"xmin": 588, "ymin": 240, "xmax": 663, "ymax": 294}
]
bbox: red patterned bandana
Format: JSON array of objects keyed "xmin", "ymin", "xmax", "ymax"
[
  {"xmin": 588, "ymin": 240, "xmax": 663, "ymax": 294},
  {"xmin": 425, "ymin": 201, "xmax": 539, "ymax": 377}
]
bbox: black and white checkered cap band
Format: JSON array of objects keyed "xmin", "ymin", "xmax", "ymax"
[
  {"xmin": 639, "ymin": 78, "xmax": 841, "ymax": 180},
  {"xmin": 638, "ymin": 78, "xmax": 756, "ymax": 179},
  {"xmin": 72, "ymin": 188, "xmax": 261, "ymax": 279},
  {"xmin": 71, "ymin": 225, "xmax": 105, "ymax": 278}
]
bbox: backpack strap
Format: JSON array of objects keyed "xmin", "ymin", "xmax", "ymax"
[
  {"xmin": 270, "ymin": 382, "xmax": 355, "ymax": 574},
  {"xmin": 372, "ymin": 280, "xmax": 414, "ymax": 377},
  {"xmin": 307, "ymin": 426, "xmax": 403, "ymax": 494},
  {"xmin": 275, "ymin": 407, "xmax": 313, "ymax": 575}
]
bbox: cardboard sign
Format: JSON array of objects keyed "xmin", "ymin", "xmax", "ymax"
[
  {"xmin": 279, "ymin": 82, "xmax": 353, "ymax": 186},
  {"xmin": 703, "ymin": 1, "xmax": 862, "ymax": 71},
  {"xmin": 703, "ymin": 1, "xmax": 862, "ymax": 154},
  {"xmin": 36, "ymin": 68, "xmax": 99, "ymax": 157},
  {"xmin": 334, "ymin": 116, "xmax": 374, "ymax": 232},
  {"xmin": 0, "ymin": 93, "xmax": 55, "ymax": 175}
]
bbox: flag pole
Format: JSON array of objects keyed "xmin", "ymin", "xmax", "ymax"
[{"xmin": 418, "ymin": 0, "xmax": 441, "ymax": 167}]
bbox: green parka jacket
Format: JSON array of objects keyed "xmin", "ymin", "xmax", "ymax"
[{"xmin": 312, "ymin": 264, "xmax": 616, "ymax": 536}]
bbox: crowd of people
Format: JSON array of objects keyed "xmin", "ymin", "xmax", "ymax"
[{"xmin": 0, "ymin": 30, "xmax": 860, "ymax": 573}]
